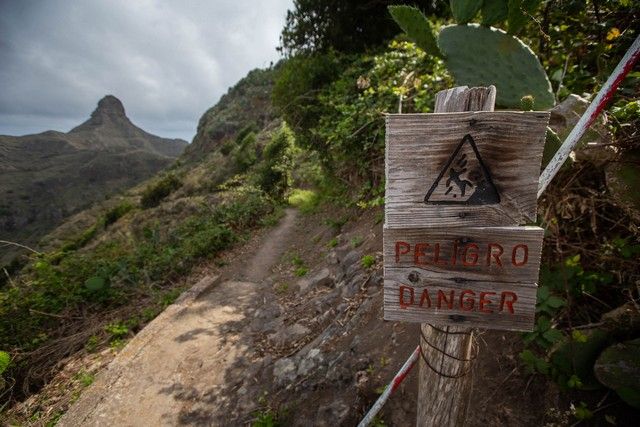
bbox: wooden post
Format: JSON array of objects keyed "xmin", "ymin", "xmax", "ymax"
[{"xmin": 416, "ymin": 86, "xmax": 496, "ymax": 426}]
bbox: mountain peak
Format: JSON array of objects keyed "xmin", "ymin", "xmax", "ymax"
[
  {"xmin": 69, "ymin": 95, "xmax": 132, "ymax": 134},
  {"xmin": 94, "ymin": 95, "xmax": 126, "ymax": 118}
]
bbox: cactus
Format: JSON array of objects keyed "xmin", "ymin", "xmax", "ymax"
[
  {"xmin": 595, "ymin": 339, "xmax": 640, "ymax": 409},
  {"xmin": 520, "ymin": 95, "xmax": 535, "ymax": 111},
  {"xmin": 481, "ymin": 0, "xmax": 509, "ymax": 26},
  {"xmin": 388, "ymin": 6, "xmax": 442, "ymax": 58},
  {"xmin": 450, "ymin": 0, "xmax": 482, "ymax": 24},
  {"xmin": 438, "ymin": 24, "xmax": 555, "ymax": 109},
  {"xmin": 550, "ymin": 329, "xmax": 611, "ymax": 390},
  {"xmin": 388, "ymin": 5, "xmax": 554, "ymax": 109},
  {"xmin": 507, "ymin": 0, "xmax": 542, "ymax": 34}
]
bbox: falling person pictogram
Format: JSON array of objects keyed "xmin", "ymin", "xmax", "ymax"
[{"xmin": 424, "ymin": 134, "xmax": 500, "ymax": 205}]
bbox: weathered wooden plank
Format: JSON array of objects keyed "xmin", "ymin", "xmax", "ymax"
[
  {"xmin": 385, "ymin": 111, "xmax": 549, "ymax": 228},
  {"xmin": 383, "ymin": 226, "xmax": 544, "ymax": 284},
  {"xmin": 383, "ymin": 276, "xmax": 537, "ymax": 331},
  {"xmin": 416, "ymin": 86, "xmax": 496, "ymax": 427}
]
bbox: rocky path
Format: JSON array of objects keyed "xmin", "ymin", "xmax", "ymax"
[{"xmin": 59, "ymin": 209, "xmax": 300, "ymax": 426}]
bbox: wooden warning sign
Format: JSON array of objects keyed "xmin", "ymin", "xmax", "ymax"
[
  {"xmin": 383, "ymin": 110, "xmax": 549, "ymax": 331},
  {"xmin": 385, "ymin": 111, "xmax": 549, "ymax": 228},
  {"xmin": 383, "ymin": 226, "xmax": 543, "ymax": 331}
]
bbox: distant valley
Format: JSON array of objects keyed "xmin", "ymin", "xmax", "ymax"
[{"xmin": 0, "ymin": 95, "xmax": 187, "ymax": 265}]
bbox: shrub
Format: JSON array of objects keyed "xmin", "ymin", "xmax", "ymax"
[
  {"xmin": 140, "ymin": 174, "xmax": 181, "ymax": 208},
  {"xmin": 104, "ymin": 201, "xmax": 134, "ymax": 226},
  {"xmin": 257, "ymin": 123, "xmax": 296, "ymax": 199},
  {"xmin": 233, "ymin": 132, "xmax": 258, "ymax": 172},
  {"xmin": 220, "ymin": 140, "xmax": 234, "ymax": 155}
]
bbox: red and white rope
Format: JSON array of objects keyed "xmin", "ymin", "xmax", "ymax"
[
  {"xmin": 357, "ymin": 345, "xmax": 420, "ymax": 427},
  {"xmin": 538, "ymin": 34, "xmax": 640, "ymax": 197}
]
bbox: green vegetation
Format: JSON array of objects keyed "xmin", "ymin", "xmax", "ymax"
[
  {"xmin": 140, "ymin": 173, "xmax": 181, "ymax": 208},
  {"xmin": 294, "ymin": 267, "xmax": 308, "ymax": 277},
  {"xmin": 278, "ymin": 0, "xmax": 446, "ymax": 55},
  {"xmin": 288, "ymin": 189, "xmax": 319, "ymax": 213},
  {"xmin": 361, "ymin": 255, "xmax": 375, "ymax": 269},
  {"xmin": 350, "ymin": 236, "xmax": 364, "ymax": 248},
  {"xmin": 253, "ymin": 408, "xmax": 280, "ymax": 427},
  {"xmin": 257, "ymin": 123, "xmax": 296, "ymax": 199},
  {"xmin": 288, "ymin": 252, "xmax": 309, "ymax": 277},
  {"xmin": 273, "ymin": 1, "xmax": 639, "ymax": 422},
  {"xmin": 74, "ymin": 371, "xmax": 95, "ymax": 387},
  {"xmin": 104, "ymin": 201, "xmax": 134, "ymax": 226}
]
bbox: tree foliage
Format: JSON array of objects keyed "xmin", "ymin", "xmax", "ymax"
[{"xmin": 278, "ymin": 0, "xmax": 447, "ymax": 56}]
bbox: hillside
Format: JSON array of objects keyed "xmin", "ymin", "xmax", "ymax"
[{"xmin": 0, "ymin": 95, "xmax": 187, "ymax": 266}]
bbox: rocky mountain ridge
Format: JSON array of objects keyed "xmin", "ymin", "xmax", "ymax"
[{"xmin": 0, "ymin": 95, "xmax": 187, "ymax": 265}]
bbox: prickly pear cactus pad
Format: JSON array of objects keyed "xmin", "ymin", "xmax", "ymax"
[
  {"xmin": 388, "ymin": 5, "xmax": 442, "ymax": 58},
  {"xmin": 481, "ymin": 0, "xmax": 509, "ymax": 26},
  {"xmin": 438, "ymin": 24, "xmax": 555, "ymax": 109},
  {"xmin": 450, "ymin": 0, "xmax": 482, "ymax": 24}
]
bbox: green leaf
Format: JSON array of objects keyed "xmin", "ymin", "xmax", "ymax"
[
  {"xmin": 543, "ymin": 328, "xmax": 564, "ymax": 344},
  {"xmin": 535, "ymin": 357, "xmax": 550, "ymax": 375},
  {"xmin": 450, "ymin": 0, "xmax": 482, "ymax": 24},
  {"xmin": 519, "ymin": 349, "xmax": 537, "ymax": 373},
  {"xmin": 573, "ymin": 402, "xmax": 593, "ymax": 420},
  {"xmin": 564, "ymin": 254, "xmax": 581, "ymax": 268},
  {"xmin": 0, "ymin": 351, "xmax": 10, "ymax": 375},
  {"xmin": 507, "ymin": 0, "xmax": 542, "ymax": 34},
  {"xmin": 85, "ymin": 276, "xmax": 105, "ymax": 292},
  {"xmin": 481, "ymin": 0, "xmax": 509, "ymax": 25},
  {"xmin": 537, "ymin": 286, "xmax": 550, "ymax": 301},
  {"xmin": 537, "ymin": 316, "xmax": 551, "ymax": 331},
  {"xmin": 616, "ymin": 387, "xmax": 640, "ymax": 410},
  {"xmin": 546, "ymin": 295, "xmax": 565, "ymax": 308},
  {"xmin": 567, "ymin": 374, "xmax": 583, "ymax": 389},
  {"xmin": 388, "ymin": 6, "xmax": 443, "ymax": 58}
]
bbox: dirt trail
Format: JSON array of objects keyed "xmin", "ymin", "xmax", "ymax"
[{"xmin": 59, "ymin": 209, "xmax": 299, "ymax": 426}]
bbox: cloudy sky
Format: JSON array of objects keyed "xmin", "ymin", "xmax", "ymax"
[{"xmin": 0, "ymin": 0, "xmax": 292, "ymax": 142}]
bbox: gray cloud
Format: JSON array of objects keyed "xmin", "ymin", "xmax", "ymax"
[{"xmin": 0, "ymin": 0, "xmax": 292, "ymax": 141}]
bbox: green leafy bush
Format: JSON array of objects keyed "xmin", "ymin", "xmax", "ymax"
[
  {"xmin": 104, "ymin": 201, "xmax": 134, "ymax": 226},
  {"xmin": 140, "ymin": 174, "xmax": 181, "ymax": 208},
  {"xmin": 257, "ymin": 123, "xmax": 296, "ymax": 198},
  {"xmin": 233, "ymin": 131, "xmax": 258, "ymax": 172},
  {"xmin": 312, "ymin": 40, "xmax": 452, "ymax": 183}
]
